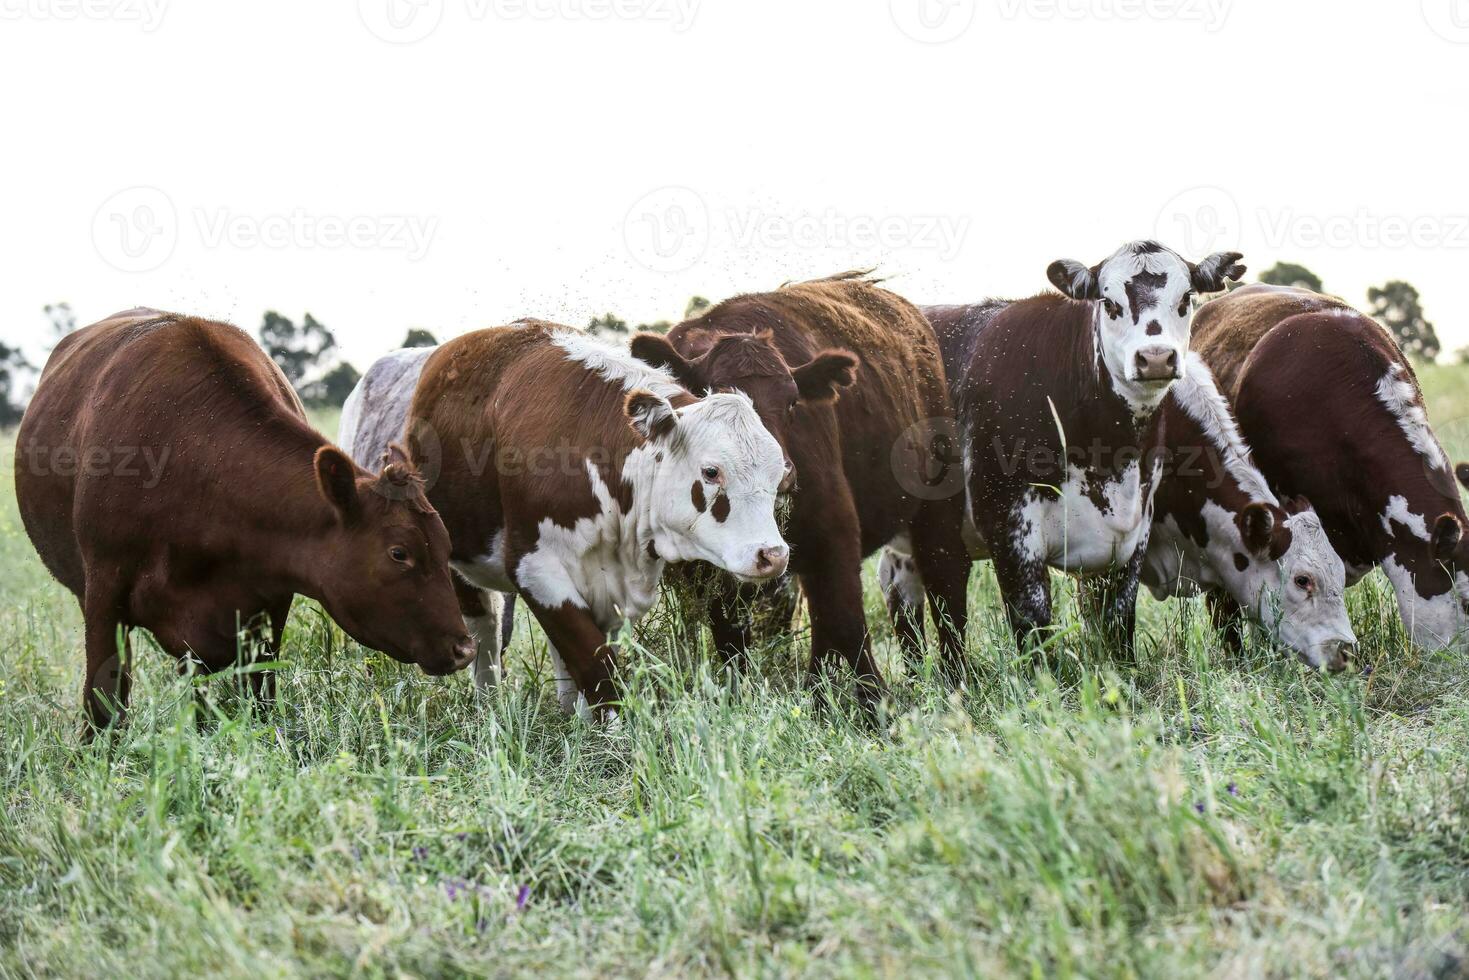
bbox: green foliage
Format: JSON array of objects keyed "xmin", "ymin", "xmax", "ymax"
[
  {"xmin": 0, "ymin": 340, "xmax": 30, "ymax": 427},
  {"xmin": 1258, "ymin": 262, "xmax": 1323, "ymax": 293},
  {"xmin": 301, "ymin": 362, "xmax": 363, "ymax": 409},
  {"xmin": 402, "ymin": 328, "xmax": 438, "ymax": 348},
  {"xmin": 259, "ymin": 311, "xmax": 338, "ymax": 388},
  {"xmin": 1368, "ymin": 280, "xmax": 1441, "ymax": 361},
  {"xmin": 586, "ymin": 312, "xmax": 629, "ymax": 336}
]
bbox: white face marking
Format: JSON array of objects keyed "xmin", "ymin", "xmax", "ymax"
[
  {"xmin": 1016, "ymin": 462, "xmax": 1154, "ymax": 573},
  {"xmin": 1236, "ymin": 509, "xmax": 1354, "ymax": 667},
  {"xmin": 551, "ymin": 329, "xmax": 685, "ymax": 400},
  {"xmin": 1375, "ymin": 363, "xmax": 1450, "ymax": 474},
  {"xmin": 1381, "ymin": 495, "xmax": 1431, "ymax": 541},
  {"xmin": 1092, "ymin": 243, "xmax": 1198, "ymax": 414}
]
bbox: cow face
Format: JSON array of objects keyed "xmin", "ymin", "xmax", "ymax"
[
  {"xmin": 312, "ymin": 446, "xmax": 474, "ymax": 675},
  {"xmin": 629, "ymin": 331, "xmax": 857, "ymax": 491},
  {"xmin": 1048, "ymin": 241, "xmax": 1246, "ymax": 415},
  {"xmin": 1236, "ymin": 499, "xmax": 1356, "ymax": 671},
  {"xmin": 624, "ymin": 389, "xmax": 790, "ymax": 582}
]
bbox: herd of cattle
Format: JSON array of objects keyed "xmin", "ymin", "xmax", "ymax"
[{"xmin": 14, "ymin": 240, "xmax": 1469, "ymax": 733}]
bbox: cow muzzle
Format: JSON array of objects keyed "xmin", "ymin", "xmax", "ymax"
[
  {"xmin": 1306, "ymin": 638, "xmax": 1356, "ymax": 674},
  {"xmin": 1133, "ymin": 346, "xmax": 1181, "ymax": 382}
]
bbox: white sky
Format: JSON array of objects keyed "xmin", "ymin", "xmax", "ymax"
[{"xmin": 3, "ymin": 0, "xmax": 1468, "ymax": 374}]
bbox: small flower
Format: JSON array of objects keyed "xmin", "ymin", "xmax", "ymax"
[
  {"xmin": 1226, "ymin": 782, "xmax": 1239, "ymax": 797},
  {"xmin": 412, "ymin": 845, "xmax": 429, "ymax": 861},
  {"xmin": 1193, "ymin": 801, "xmax": 1206, "ymax": 814},
  {"xmin": 1362, "ymin": 663, "xmax": 1374, "ymax": 678},
  {"xmin": 455, "ymin": 832, "xmax": 469, "ymax": 842},
  {"xmin": 515, "ymin": 884, "xmax": 531, "ymax": 911}
]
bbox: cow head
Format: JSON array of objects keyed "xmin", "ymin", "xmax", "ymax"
[
  {"xmin": 630, "ymin": 330, "xmax": 857, "ymax": 490},
  {"xmin": 1235, "ymin": 497, "xmax": 1356, "ymax": 672},
  {"xmin": 1048, "ymin": 241, "xmax": 1245, "ymax": 414},
  {"xmin": 312, "ymin": 444, "xmax": 474, "ymax": 675},
  {"xmin": 624, "ymin": 388, "xmax": 790, "ymax": 582}
]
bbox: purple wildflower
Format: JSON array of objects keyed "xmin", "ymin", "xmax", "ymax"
[
  {"xmin": 1193, "ymin": 801, "xmax": 1206, "ymax": 814},
  {"xmin": 412, "ymin": 845, "xmax": 429, "ymax": 861},
  {"xmin": 515, "ymin": 884, "xmax": 531, "ymax": 911},
  {"xmin": 455, "ymin": 832, "xmax": 469, "ymax": 842},
  {"xmin": 1227, "ymin": 782, "xmax": 1239, "ymax": 797},
  {"xmin": 1362, "ymin": 663, "xmax": 1374, "ymax": 678}
]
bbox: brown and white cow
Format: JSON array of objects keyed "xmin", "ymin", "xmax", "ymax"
[
  {"xmin": 404, "ymin": 320, "xmax": 790, "ymax": 716},
  {"xmin": 1193, "ymin": 285, "xmax": 1469, "ymax": 653},
  {"xmin": 1141, "ymin": 352, "xmax": 1357, "ymax": 670},
  {"xmin": 628, "ymin": 273, "xmax": 970, "ymax": 698},
  {"xmin": 15, "ymin": 309, "xmax": 474, "ymax": 736},
  {"xmin": 909, "ymin": 242, "xmax": 1246, "ymax": 651}
]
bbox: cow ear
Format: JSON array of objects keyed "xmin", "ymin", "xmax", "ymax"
[
  {"xmin": 1282, "ymin": 494, "xmax": 1314, "ymax": 516},
  {"xmin": 625, "ymin": 389, "xmax": 678, "ymax": 442},
  {"xmin": 1238, "ymin": 501, "xmax": 1277, "ymax": 556},
  {"xmin": 630, "ymin": 333, "xmax": 704, "ymax": 392},
  {"xmin": 1456, "ymin": 462, "xmax": 1469, "ymax": 492},
  {"xmin": 315, "ymin": 446, "xmax": 361, "ymax": 523},
  {"xmin": 793, "ymin": 349, "xmax": 859, "ymax": 403},
  {"xmin": 1191, "ymin": 251, "xmax": 1247, "ymax": 293},
  {"xmin": 1432, "ymin": 514, "xmax": 1463, "ymax": 562},
  {"xmin": 1047, "ymin": 259, "xmax": 1101, "ymax": 301},
  {"xmin": 380, "ymin": 442, "xmax": 411, "ymax": 471}
]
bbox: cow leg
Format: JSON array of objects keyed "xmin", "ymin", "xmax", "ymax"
[
  {"xmin": 1080, "ymin": 567, "xmax": 1141, "ymax": 658},
  {"xmin": 521, "ymin": 597, "xmax": 618, "ymax": 719},
  {"xmin": 990, "ymin": 535, "xmax": 1053, "ymax": 654},
  {"xmin": 247, "ymin": 599, "xmax": 293, "ymax": 707},
  {"xmin": 1206, "ymin": 589, "xmax": 1246, "ymax": 658},
  {"xmin": 81, "ymin": 574, "xmax": 131, "ymax": 740},
  {"xmin": 878, "ymin": 535, "xmax": 927, "ymax": 666},
  {"xmin": 911, "ymin": 502, "xmax": 973, "ymax": 681},
  {"xmin": 799, "ymin": 549, "xmax": 886, "ymax": 712},
  {"xmin": 454, "ymin": 573, "xmax": 503, "ymax": 692}
]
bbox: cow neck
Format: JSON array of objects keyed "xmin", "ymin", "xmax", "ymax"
[
  {"xmin": 1071, "ymin": 302, "xmax": 1157, "ymax": 466},
  {"xmin": 614, "ymin": 442, "xmax": 665, "ymax": 572}
]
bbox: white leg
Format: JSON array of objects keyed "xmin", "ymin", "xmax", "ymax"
[
  {"xmin": 465, "ymin": 588, "xmax": 505, "ymax": 692},
  {"xmin": 879, "ymin": 531, "xmax": 926, "ymax": 621},
  {"xmin": 545, "ymin": 641, "xmax": 586, "ymax": 716}
]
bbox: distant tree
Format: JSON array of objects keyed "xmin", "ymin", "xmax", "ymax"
[
  {"xmin": 0, "ymin": 341, "xmax": 32, "ymax": 426},
  {"xmin": 1367, "ymin": 281, "xmax": 1441, "ymax": 361},
  {"xmin": 301, "ymin": 362, "xmax": 362, "ymax": 408},
  {"xmin": 44, "ymin": 302, "xmax": 77, "ymax": 346},
  {"xmin": 1259, "ymin": 262, "xmax": 1323, "ymax": 293},
  {"xmin": 402, "ymin": 328, "xmax": 437, "ymax": 348},
  {"xmin": 684, "ymin": 296, "xmax": 711, "ymax": 318},
  {"xmin": 259, "ymin": 311, "xmax": 338, "ymax": 388},
  {"xmin": 587, "ymin": 313, "xmax": 629, "ymax": 336},
  {"xmin": 589, "ymin": 297, "xmax": 708, "ymax": 338}
]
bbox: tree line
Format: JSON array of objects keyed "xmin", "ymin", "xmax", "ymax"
[{"xmin": 0, "ymin": 281, "xmax": 1459, "ymax": 426}]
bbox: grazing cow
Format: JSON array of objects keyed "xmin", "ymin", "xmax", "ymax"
[
  {"xmin": 15, "ymin": 310, "xmax": 474, "ymax": 736},
  {"xmin": 1141, "ymin": 352, "xmax": 1357, "ymax": 670},
  {"xmin": 1193, "ymin": 285, "xmax": 1469, "ymax": 653},
  {"xmin": 404, "ymin": 320, "xmax": 790, "ymax": 716},
  {"xmin": 628, "ymin": 273, "xmax": 970, "ymax": 698},
  {"xmin": 908, "ymin": 242, "xmax": 1246, "ymax": 652}
]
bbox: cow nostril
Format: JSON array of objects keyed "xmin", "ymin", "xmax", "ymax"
[
  {"xmin": 1165, "ymin": 351, "xmax": 1178, "ymax": 372},
  {"xmin": 453, "ymin": 636, "xmax": 475, "ymax": 662},
  {"xmin": 1134, "ymin": 352, "xmax": 1149, "ymax": 373},
  {"xmin": 756, "ymin": 545, "xmax": 789, "ymax": 573}
]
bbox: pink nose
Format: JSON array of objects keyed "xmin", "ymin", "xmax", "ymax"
[
  {"xmin": 1134, "ymin": 347, "xmax": 1180, "ymax": 381},
  {"xmin": 754, "ymin": 545, "xmax": 789, "ymax": 578},
  {"xmin": 452, "ymin": 635, "xmax": 475, "ymax": 666}
]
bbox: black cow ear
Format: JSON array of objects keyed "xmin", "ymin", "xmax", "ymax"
[
  {"xmin": 1047, "ymin": 259, "xmax": 1100, "ymax": 300},
  {"xmin": 630, "ymin": 333, "xmax": 704, "ymax": 392},
  {"xmin": 625, "ymin": 389, "xmax": 678, "ymax": 443},
  {"xmin": 1457, "ymin": 462, "xmax": 1469, "ymax": 492},
  {"xmin": 315, "ymin": 446, "xmax": 361, "ymax": 523},
  {"xmin": 1432, "ymin": 514, "xmax": 1463, "ymax": 562},
  {"xmin": 1191, "ymin": 251, "xmax": 1247, "ymax": 293},
  {"xmin": 793, "ymin": 350, "xmax": 859, "ymax": 403},
  {"xmin": 1239, "ymin": 501, "xmax": 1276, "ymax": 556}
]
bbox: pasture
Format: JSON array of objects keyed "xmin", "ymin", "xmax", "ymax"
[{"xmin": 2, "ymin": 366, "xmax": 1468, "ymax": 979}]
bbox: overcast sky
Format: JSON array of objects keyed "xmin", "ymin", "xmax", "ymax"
[{"xmin": 3, "ymin": 0, "xmax": 1467, "ymax": 374}]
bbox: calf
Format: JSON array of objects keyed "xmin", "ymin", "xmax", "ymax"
[
  {"xmin": 15, "ymin": 310, "xmax": 474, "ymax": 736},
  {"xmin": 1193, "ymin": 285, "xmax": 1469, "ymax": 653},
  {"xmin": 911, "ymin": 242, "xmax": 1246, "ymax": 652},
  {"xmin": 1141, "ymin": 352, "xmax": 1356, "ymax": 670},
  {"xmin": 404, "ymin": 321, "xmax": 790, "ymax": 715},
  {"xmin": 628, "ymin": 273, "xmax": 970, "ymax": 697}
]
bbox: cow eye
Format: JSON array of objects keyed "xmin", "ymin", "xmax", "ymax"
[
  {"xmin": 1178, "ymin": 292, "xmax": 1194, "ymax": 317},
  {"xmin": 701, "ymin": 465, "xmax": 721, "ymax": 483},
  {"xmin": 1103, "ymin": 299, "xmax": 1123, "ymax": 320},
  {"xmin": 1294, "ymin": 574, "xmax": 1313, "ymax": 592},
  {"xmin": 389, "ymin": 546, "xmax": 410, "ymax": 564}
]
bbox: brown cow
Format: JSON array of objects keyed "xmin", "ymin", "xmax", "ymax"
[
  {"xmin": 913, "ymin": 242, "xmax": 1246, "ymax": 652},
  {"xmin": 406, "ymin": 320, "xmax": 790, "ymax": 717},
  {"xmin": 15, "ymin": 309, "xmax": 475, "ymax": 736},
  {"xmin": 1193, "ymin": 285, "xmax": 1469, "ymax": 653},
  {"xmin": 628, "ymin": 273, "xmax": 970, "ymax": 699}
]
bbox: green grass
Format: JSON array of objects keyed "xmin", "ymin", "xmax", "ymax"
[{"xmin": 3, "ymin": 374, "xmax": 1469, "ymax": 979}]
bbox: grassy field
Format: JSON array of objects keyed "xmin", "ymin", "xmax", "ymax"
[{"xmin": 2, "ymin": 371, "xmax": 1468, "ymax": 979}]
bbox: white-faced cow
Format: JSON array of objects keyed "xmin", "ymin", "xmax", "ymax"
[
  {"xmin": 397, "ymin": 321, "xmax": 790, "ymax": 716},
  {"xmin": 16, "ymin": 310, "xmax": 475, "ymax": 737},
  {"xmin": 1141, "ymin": 352, "xmax": 1357, "ymax": 670},
  {"xmin": 905, "ymin": 242, "xmax": 1246, "ymax": 652},
  {"xmin": 1193, "ymin": 285, "xmax": 1469, "ymax": 654}
]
